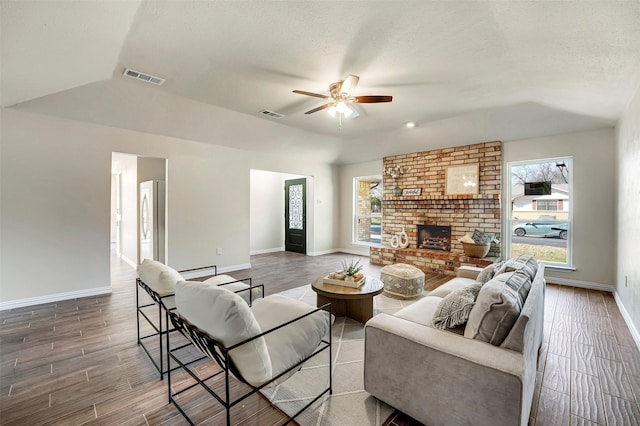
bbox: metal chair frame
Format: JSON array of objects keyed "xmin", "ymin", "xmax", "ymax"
[
  {"xmin": 167, "ymin": 303, "xmax": 332, "ymax": 426},
  {"xmin": 136, "ymin": 265, "xmax": 256, "ymax": 379}
]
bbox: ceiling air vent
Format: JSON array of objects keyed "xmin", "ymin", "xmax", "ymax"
[
  {"xmin": 123, "ymin": 68, "xmax": 165, "ymax": 86},
  {"xmin": 259, "ymin": 109, "xmax": 285, "ymax": 119}
]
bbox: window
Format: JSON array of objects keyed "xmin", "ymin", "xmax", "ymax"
[
  {"xmin": 353, "ymin": 176, "xmax": 382, "ymax": 245},
  {"xmin": 536, "ymin": 200, "xmax": 558, "ymax": 211},
  {"xmin": 508, "ymin": 158, "xmax": 572, "ymax": 267}
]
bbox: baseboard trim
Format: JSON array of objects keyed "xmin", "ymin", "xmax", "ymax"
[
  {"xmin": 544, "ymin": 276, "xmax": 614, "ymax": 293},
  {"xmin": 334, "ymin": 247, "xmax": 370, "ymax": 257},
  {"xmin": 0, "ymin": 286, "xmax": 113, "ymax": 311},
  {"xmin": 180, "ymin": 263, "xmax": 252, "ymax": 280},
  {"xmin": 614, "ymin": 291, "xmax": 640, "ymax": 351},
  {"xmin": 250, "ymin": 247, "xmax": 284, "ymax": 255},
  {"xmin": 307, "ymin": 249, "xmax": 341, "ymax": 256}
]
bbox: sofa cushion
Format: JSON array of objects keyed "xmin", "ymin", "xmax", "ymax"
[
  {"xmin": 137, "ymin": 258, "xmax": 183, "ymax": 296},
  {"xmin": 251, "ymin": 295, "xmax": 331, "ymax": 385},
  {"xmin": 394, "ymin": 296, "xmax": 443, "ymax": 327},
  {"xmin": 432, "ymin": 283, "xmax": 482, "ymax": 330},
  {"xmin": 175, "ymin": 281, "xmax": 272, "ymax": 386},
  {"xmin": 429, "ymin": 277, "xmax": 476, "ymax": 298},
  {"xmin": 496, "ymin": 254, "xmax": 538, "ymax": 281},
  {"xmin": 464, "ymin": 270, "xmax": 532, "ymax": 345}
]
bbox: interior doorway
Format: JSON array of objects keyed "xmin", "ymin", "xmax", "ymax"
[
  {"xmin": 249, "ymin": 170, "xmax": 310, "ymax": 255},
  {"xmin": 110, "ymin": 153, "xmax": 167, "ymax": 273}
]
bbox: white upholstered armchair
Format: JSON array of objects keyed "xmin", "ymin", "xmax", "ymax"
[{"xmin": 167, "ymin": 281, "xmax": 333, "ymax": 426}]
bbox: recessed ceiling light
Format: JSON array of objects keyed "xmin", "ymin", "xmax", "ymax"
[{"xmin": 405, "ymin": 121, "xmax": 416, "ymax": 128}]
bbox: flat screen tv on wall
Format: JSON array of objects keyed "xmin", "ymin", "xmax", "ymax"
[{"xmin": 525, "ymin": 181, "xmax": 552, "ymax": 196}]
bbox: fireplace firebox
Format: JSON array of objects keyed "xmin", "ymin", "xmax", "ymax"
[{"xmin": 417, "ymin": 225, "xmax": 451, "ymax": 251}]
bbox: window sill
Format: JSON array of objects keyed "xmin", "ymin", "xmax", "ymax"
[
  {"xmin": 353, "ymin": 242, "xmax": 383, "ymax": 249},
  {"xmin": 543, "ymin": 263, "xmax": 576, "ymax": 272}
]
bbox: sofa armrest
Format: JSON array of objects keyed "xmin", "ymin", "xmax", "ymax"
[
  {"xmin": 457, "ymin": 265, "xmax": 483, "ymax": 280},
  {"xmin": 365, "ymin": 313, "xmax": 529, "ymax": 426}
]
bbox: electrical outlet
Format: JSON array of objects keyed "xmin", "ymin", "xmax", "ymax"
[{"xmin": 216, "ymin": 248, "xmax": 223, "ymax": 255}]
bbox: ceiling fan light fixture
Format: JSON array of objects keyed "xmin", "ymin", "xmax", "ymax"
[
  {"xmin": 295, "ymin": 74, "xmax": 391, "ymax": 119},
  {"xmin": 340, "ymin": 104, "xmax": 354, "ymax": 118},
  {"xmin": 336, "ymin": 101, "xmax": 349, "ymax": 114}
]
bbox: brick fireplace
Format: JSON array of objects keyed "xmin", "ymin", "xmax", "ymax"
[
  {"xmin": 370, "ymin": 141, "xmax": 502, "ymax": 275},
  {"xmin": 417, "ymin": 224, "xmax": 451, "ymax": 251}
]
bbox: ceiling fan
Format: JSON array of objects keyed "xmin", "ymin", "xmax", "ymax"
[{"xmin": 293, "ymin": 75, "xmax": 392, "ymax": 119}]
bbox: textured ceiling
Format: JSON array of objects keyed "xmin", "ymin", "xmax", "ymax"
[{"xmin": 2, "ymin": 1, "xmax": 640, "ymax": 163}]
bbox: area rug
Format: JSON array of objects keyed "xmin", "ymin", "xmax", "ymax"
[{"xmin": 260, "ymin": 284, "xmax": 427, "ymax": 426}]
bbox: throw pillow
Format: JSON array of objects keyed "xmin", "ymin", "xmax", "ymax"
[
  {"xmin": 472, "ymin": 229, "xmax": 487, "ymax": 243},
  {"xmin": 137, "ymin": 258, "xmax": 183, "ymax": 296},
  {"xmin": 464, "ymin": 270, "xmax": 532, "ymax": 345},
  {"xmin": 495, "ymin": 254, "xmax": 538, "ymax": 281},
  {"xmin": 472, "ymin": 228, "xmax": 495, "ymax": 244},
  {"xmin": 476, "ymin": 261, "xmax": 505, "ymax": 285},
  {"xmin": 432, "ymin": 283, "xmax": 482, "ymax": 330}
]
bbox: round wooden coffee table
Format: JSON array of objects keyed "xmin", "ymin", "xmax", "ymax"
[{"xmin": 311, "ymin": 276, "xmax": 384, "ymax": 323}]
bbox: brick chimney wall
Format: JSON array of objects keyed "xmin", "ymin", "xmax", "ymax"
[{"xmin": 371, "ymin": 141, "xmax": 502, "ymax": 274}]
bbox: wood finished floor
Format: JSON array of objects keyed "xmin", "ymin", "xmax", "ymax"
[{"xmin": 0, "ymin": 251, "xmax": 639, "ymax": 425}]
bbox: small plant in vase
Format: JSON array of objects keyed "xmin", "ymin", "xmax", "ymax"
[{"xmin": 341, "ymin": 259, "xmax": 364, "ymax": 282}]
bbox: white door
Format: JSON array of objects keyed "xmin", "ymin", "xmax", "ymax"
[
  {"xmin": 140, "ymin": 180, "xmax": 166, "ymax": 263},
  {"xmin": 140, "ymin": 181, "xmax": 156, "ymax": 262},
  {"xmin": 115, "ymin": 173, "xmax": 122, "ymax": 254}
]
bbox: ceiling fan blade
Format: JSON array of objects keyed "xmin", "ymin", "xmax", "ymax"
[
  {"xmin": 355, "ymin": 95, "xmax": 393, "ymax": 103},
  {"xmin": 340, "ymin": 75, "xmax": 360, "ymax": 95},
  {"xmin": 304, "ymin": 103, "xmax": 331, "ymax": 114},
  {"xmin": 293, "ymin": 90, "xmax": 329, "ymax": 99}
]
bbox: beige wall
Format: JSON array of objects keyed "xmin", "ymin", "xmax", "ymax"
[
  {"xmin": 616, "ymin": 84, "xmax": 640, "ymax": 340},
  {"xmin": 0, "ymin": 108, "xmax": 338, "ymax": 305},
  {"xmin": 503, "ymin": 128, "xmax": 616, "ymax": 288}
]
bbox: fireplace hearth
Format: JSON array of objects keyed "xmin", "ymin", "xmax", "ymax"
[{"xmin": 417, "ymin": 225, "xmax": 451, "ymax": 251}]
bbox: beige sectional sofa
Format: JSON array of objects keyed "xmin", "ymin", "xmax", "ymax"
[{"xmin": 364, "ymin": 256, "xmax": 545, "ymax": 426}]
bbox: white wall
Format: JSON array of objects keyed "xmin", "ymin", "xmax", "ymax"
[
  {"xmin": 616, "ymin": 84, "xmax": 640, "ymax": 340},
  {"xmin": 504, "ymin": 128, "xmax": 617, "ymax": 288},
  {"xmin": 337, "ymin": 160, "xmax": 384, "ymax": 255},
  {"xmin": 249, "ymin": 170, "xmax": 303, "ymax": 254},
  {"xmin": 0, "ymin": 108, "xmax": 338, "ymax": 305}
]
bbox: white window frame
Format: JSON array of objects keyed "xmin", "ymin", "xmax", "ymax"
[
  {"xmin": 353, "ymin": 175, "xmax": 383, "ymax": 247},
  {"xmin": 506, "ymin": 157, "xmax": 574, "ymax": 269}
]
